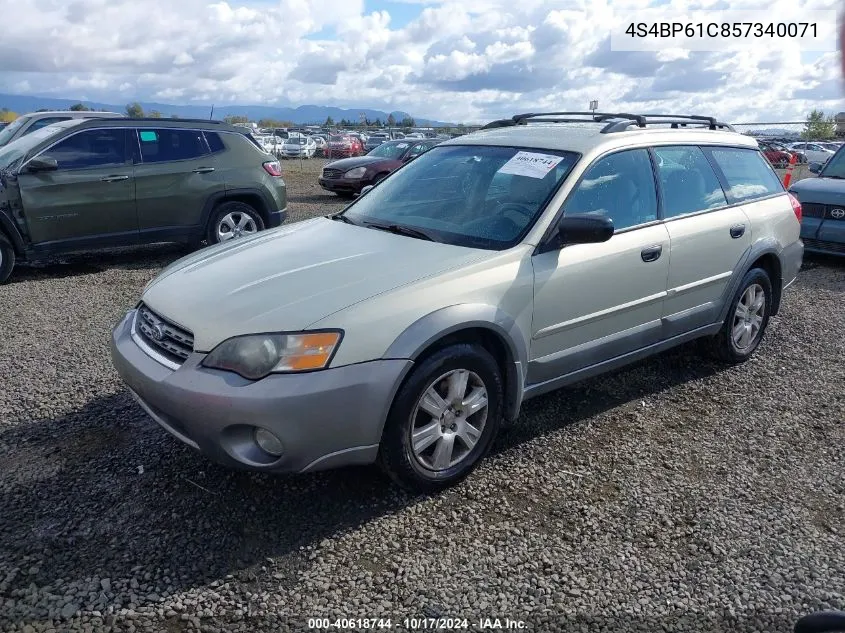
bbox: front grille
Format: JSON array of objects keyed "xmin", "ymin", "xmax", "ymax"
[
  {"xmin": 134, "ymin": 303, "xmax": 194, "ymax": 365},
  {"xmin": 803, "ymin": 238, "xmax": 845, "ymax": 254},
  {"xmin": 322, "ymin": 168, "xmax": 343, "ymax": 179},
  {"xmin": 802, "ymin": 203, "xmax": 825, "ymax": 218},
  {"xmin": 800, "ymin": 202, "xmax": 845, "ymax": 220}
]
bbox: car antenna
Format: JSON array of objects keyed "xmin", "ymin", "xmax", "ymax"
[{"xmin": 209, "ymin": 105, "xmax": 214, "ymax": 121}]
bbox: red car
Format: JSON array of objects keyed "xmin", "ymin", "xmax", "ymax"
[
  {"xmin": 326, "ymin": 134, "xmax": 364, "ymax": 159},
  {"xmin": 758, "ymin": 141, "xmax": 794, "ymax": 168}
]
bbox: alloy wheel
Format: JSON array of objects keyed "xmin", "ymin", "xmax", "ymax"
[
  {"xmin": 732, "ymin": 283, "xmax": 766, "ymax": 351},
  {"xmin": 409, "ymin": 369, "xmax": 489, "ymax": 471},
  {"xmin": 216, "ymin": 212, "xmax": 258, "ymax": 242}
]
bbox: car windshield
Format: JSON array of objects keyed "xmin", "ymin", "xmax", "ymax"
[
  {"xmin": 0, "ymin": 123, "xmax": 69, "ymax": 169},
  {"xmin": 0, "ymin": 116, "xmax": 31, "ymax": 147},
  {"xmin": 343, "ymin": 145, "xmax": 578, "ymax": 250},
  {"xmin": 368, "ymin": 142, "xmax": 408, "ymax": 159},
  {"xmin": 819, "ymin": 147, "xmax": 845, "ymax": 178}
]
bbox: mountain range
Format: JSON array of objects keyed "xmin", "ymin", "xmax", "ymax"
[{"xmin": 0, "ymin": 93, "xmax": 451, "ymax": 126}]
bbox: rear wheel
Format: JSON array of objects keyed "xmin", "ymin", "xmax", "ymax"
[
  {"xmin": 0, "ymin": 232, "xmax": 15, "ymax": 284},
  {"xmin": 206, "ymin": 201, "xmax": 264, "ymax": 245},
  {"xmin": 709, "ymin": 268, "xmax": 772, "ymax": 363},
  {"xmin": 378, "ymin": 344, "xmax": 503, "ymax": 493}
]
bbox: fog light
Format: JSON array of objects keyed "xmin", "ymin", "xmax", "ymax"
[{"xmin": 254, "ymin": 428, "xmax": 284, "ymax": 457}]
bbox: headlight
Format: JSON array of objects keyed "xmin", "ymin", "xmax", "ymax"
[
  {"xmin": 344, "ymin": 167, "xmax": 367, "ymax": 179},
  {"xmin": 202, "ymin": 331, "xmax": 342, "ymax": 380}
]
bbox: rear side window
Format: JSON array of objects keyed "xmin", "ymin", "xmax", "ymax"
[
  {"xmin": 39, "ymin": 129, "xmax": 127, "ymax": 170},
  {"xmin": 564, "ymin": 149, "xmax": 658, "ymax": 231},
  {"xmin": 204, "ymin": 132, "xmax": 226, "ymax": 153},
  {"xmin": 137, "ymin": 128, "xmax": 208, "ymax": 163},
  {"xmin": 25, "ymin": 117, "xmax": 70, "ymax": 135},
  {"xmin": 653, "ymin": 146, "xmax": 727, "ymax": 218},
  {"xmin": 705, "ymin": 147, "xmax": 784, "ymax": 203}
]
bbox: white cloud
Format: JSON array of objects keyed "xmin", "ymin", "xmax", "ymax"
[{"xmin": 0, "ymin": 0, "xmax": 840, "ymax": 123}]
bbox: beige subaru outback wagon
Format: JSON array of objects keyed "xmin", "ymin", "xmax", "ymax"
[{"xmin": 111, "ymin": 112, "xmax": 804, "ymax": 492}]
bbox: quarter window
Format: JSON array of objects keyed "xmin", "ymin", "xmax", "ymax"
[
  {"xmin": 563, "ymin": 149, "xmax": 657, "ymax": 231},
  {"xmin": 705, "ymin": 147, "xmax": 784, "ymax": 203},
  {"xmin": 137, "ymin": 128, "xmax": 208, "ymax": 163},
  {"xmin": 653, "ymin": 146, "xmax": 727, "ymax": 218},
  {"xmin": 39, "ymin": 129, "xmax": 127, "ymax": 170}
]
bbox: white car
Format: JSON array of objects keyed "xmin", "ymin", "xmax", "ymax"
[
  {"xmin": 111, "ymin": 111, "xmax": 803, "ymax": 492},
  {"xmin": 281, "ymin": 136, "xmax": 316, "ymax": 158},
  {"xmin": 788, "ymin": 142, "xmax": 835, "ymax": 164},
  {"xmin": 254, "ymin": 134, "xmax": 283, "ymax": 156}
]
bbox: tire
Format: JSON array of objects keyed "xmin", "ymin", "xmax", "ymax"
[
  {"xmin": 378, "ymin": 343, "xmax": 503, "ymax": 493},
  {"xmin": 709, "ymin": 267, "xmax": 772, "ymax": 363},
  {"xmin": 206, "ymin": 201, "xmax": 265, "ymax": 245},
  {"xmin": 336, "ymin": 192, "xmax": 355, "ymax": 199},
  {"xmin": 0, "ymin": 232, "xmax": 15, "ymax": 284}
]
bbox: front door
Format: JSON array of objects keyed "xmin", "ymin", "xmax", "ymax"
[
  {"xmin": 132, "ymin": 128, "xmax": 225, "ymax": 241},
  {"xmin": 18, "ymin": 128, "xmax": 137, "ymax": 248},
  {"xmin": 529, "ymin": 148, "xmax": 670, "ymax": 384}
]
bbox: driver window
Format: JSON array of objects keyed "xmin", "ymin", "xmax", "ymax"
[{"xmin": 563, "ymin": 149, "xmax": 657, "ymax": 231}]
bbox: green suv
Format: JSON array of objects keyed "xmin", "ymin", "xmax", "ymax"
[{"xmin": 0, "ymin": 118, "xmax": 287, "ymax": 283}]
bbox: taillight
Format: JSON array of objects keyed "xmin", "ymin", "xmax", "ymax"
[
  {"xmin": 788, "ymin": 192, "xmax": 802, "ymax": 222},
  {"xmin": 263, "ymin": 161, "xmax": 282, "ymax": 177}
]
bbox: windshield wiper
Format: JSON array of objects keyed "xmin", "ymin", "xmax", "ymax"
[
  {"xmin": 363, "ymin": 221, "xmax": 436, "ymax": 242},
  {"xmin": 329, "ymin": 213, "xmax": 360, "ymax": 225}
]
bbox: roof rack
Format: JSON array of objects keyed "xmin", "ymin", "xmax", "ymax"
[{"xmin": 480, "ymin": 112, "xmax": 735, "ymax": 133}]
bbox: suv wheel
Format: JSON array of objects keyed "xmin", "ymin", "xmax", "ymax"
[
  {"xmin": 379, "ymin": 343, "xmax": 503, "ymax": 493},
  {"xmin": 710, "ymin": 267, "xmax": 772, "ymax": 363},
  {"xmin": 207, "ymin": 201, "xmax": 264, "ymax": 245},
  {"xmin": 0, "ymin": 232, "xmax": 15, "ymax": 284}
]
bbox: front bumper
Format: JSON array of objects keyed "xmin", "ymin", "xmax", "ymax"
[
  {"xmin": 801, "ymin": 218, "xmax": 845, "ymax": 256},
  {"xmin": 110, "ymin": 311, "xmax": 412, "ymax": 473},
  {"xmin": 318, "ymin": 177, "xmax": 368, "ymax": 194}
]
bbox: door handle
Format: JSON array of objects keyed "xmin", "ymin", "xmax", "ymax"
[
  {"xmin": 730, "ymin": 224, "xmax": 746, "ymax": 239},
  {"xmin": 640, "ymin": 245, "xmax": 663, "ymax": 263},
  {"xmin": 100, "ymin": 175, "xmax": 129, "ymax": 182},
  {"xmin": 192, "ymin": 167, "xmax": 215, "ymax": 174}
]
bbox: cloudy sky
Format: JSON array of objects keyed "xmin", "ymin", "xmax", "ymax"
[{"xmin": 0, "ymin": 0, "xmax": 841, "ymax": 124}]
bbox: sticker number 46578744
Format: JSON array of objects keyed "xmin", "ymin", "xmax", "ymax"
[{"xmin": 497, "ymin": 151, "xmax": 564, "ymax": 179}]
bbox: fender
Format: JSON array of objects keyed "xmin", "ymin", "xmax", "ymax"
[
  {"xmin": 383, "ymin": 304, "xmax": 530, "ymax": 422},
  {"xmin": 716, "ymin": 237, "xmax": 784, "ymax": 323}
]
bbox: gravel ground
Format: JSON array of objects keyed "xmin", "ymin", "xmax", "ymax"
[{"xmin": 0, "ymin": 163, "xmax": 843, "ymax": 632}]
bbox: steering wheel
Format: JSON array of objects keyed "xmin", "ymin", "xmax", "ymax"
[{"xmin": 494, "ymin": 201, "xmax": 535, "ymax": 222}]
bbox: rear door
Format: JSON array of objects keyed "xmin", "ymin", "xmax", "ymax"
[
  {"xmin": 132, "ymin": 127, "xmax": 225, "ymax": 241},
  {"xmin": 653, "ymin": 145, "xmax": 748, "ymax": 336},
  {"xmin": 17, "ymin": 127, "xmax": 137, "ymax": 247}
]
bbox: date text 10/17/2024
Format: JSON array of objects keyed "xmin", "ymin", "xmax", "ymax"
[{"xmin": 307, "ymin": 617, "xmax": 527, "ymax": 630}]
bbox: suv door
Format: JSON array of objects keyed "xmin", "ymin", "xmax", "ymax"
[
  {"xmin": 132, "ymin": 127, "xmax": 225, "ymax": 242},
  {"xmin": 653, "ymin": 145, "xmax": 750, "ymax": 336},
  {"xmin": 529, "ymin": 148, "xmax": 670, "ymax": 383},
  {"xmin": 17, "ymin": 128, "xmax": 137, "ymax": 248}
]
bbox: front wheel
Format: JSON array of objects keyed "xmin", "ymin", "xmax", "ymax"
[
  {"xmin": 709, "ymin": 267, "xmax": 772, "ymax": 363},
  {"xmin": 378, "ymin": 344, "xmax": 503, "ymax": 493},
  {"xmin": 0, "ymin": 232, "xmax": 16, "ymax": 284},
  {"xmin": 206, "ymin": 201, "xmax": 264, "ymax": 245}
]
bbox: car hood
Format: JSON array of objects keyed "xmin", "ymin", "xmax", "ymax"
[
  {"xmin": 790, "ymin": 177, "xmax": 845, "ymax": 204},
  {"xmin": 324, "ymin": 156, "xmax": 390, "ymax": 170},
  {"xmin": 141, "ymin": 218, "xmax": 491, "ymax": 352}
]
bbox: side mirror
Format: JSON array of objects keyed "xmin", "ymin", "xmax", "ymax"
[
  {"xmin": 359, "ymin": 185, "xmax": 374, "ymax": 196},
  {"xmin": 556, "ymin": 214, "xmax": 615, "ymax": 246},
  {"xmin": 808, "ymin": 162, "xmax": 822, "ymax": 174},
  {"xmin": 26, "ymin": 156, "xmax": 58, "ymax": 173}
]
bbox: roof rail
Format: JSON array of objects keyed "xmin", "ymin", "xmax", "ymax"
[{"xmin": 479, "ymin": 112, "xmax": 735, "ymax": 133}]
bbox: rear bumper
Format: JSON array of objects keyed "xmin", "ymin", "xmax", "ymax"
[
  {"xmin": 267, "ymin": 207, "xmax": 286, "ymax": 228},
  {"xmin": 780, "ymin": 240, "xmax": 804, "ymax": 288},
  {"xmin": 110, "ymin": 310, "xmax": 412, "ymax": 473}
]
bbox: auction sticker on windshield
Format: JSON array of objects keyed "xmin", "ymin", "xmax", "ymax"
[{"xmin": 497, "ymin": 151, "xmax": 564, "ymax": 178}]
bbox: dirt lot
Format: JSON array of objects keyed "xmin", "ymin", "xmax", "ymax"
[{"xmin": 0, "ymin": 161, "xmax": 843, "ymax": 633}]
